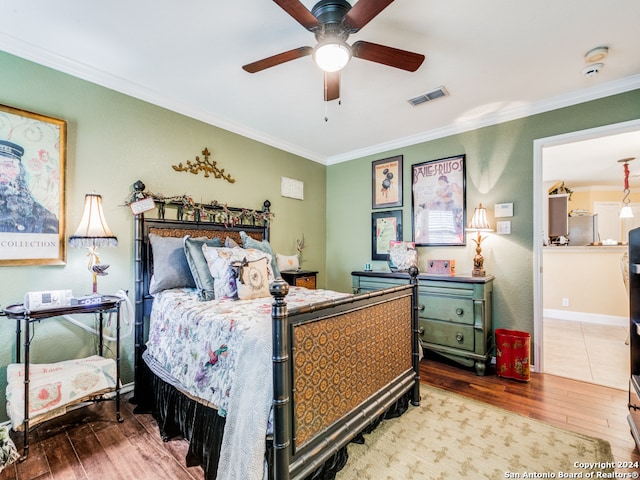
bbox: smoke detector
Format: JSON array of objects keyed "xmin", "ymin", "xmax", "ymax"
[
  {"xmin": 585, "ymin": 46, "xmax": 609, "ymax": 63},
  {"xmin": 582, "ymin": 63, "xmax": 604, "ymax": 77}
]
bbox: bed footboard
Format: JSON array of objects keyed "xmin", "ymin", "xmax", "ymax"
[{"xmin": 271, "ymin": 267, "xmax": 420, "ymax": 480}]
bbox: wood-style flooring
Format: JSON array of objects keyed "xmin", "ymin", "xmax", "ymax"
[{"xmin": 1, "ymin": 356, "xmax": 638, "ymax": 479}]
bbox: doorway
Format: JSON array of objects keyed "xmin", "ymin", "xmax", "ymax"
[{"xmin": 533, "ymin": 118, "xmax": 640, "ymax": 388}]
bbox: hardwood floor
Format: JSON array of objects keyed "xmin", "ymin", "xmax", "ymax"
[{"xmin": 1, "ymin": 357, "xmax": 638, "ymax": 479}]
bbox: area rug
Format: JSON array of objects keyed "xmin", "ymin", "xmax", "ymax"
[{"xmin": 336, "ymin": 385, "xmax": 615, "ymax": 480}]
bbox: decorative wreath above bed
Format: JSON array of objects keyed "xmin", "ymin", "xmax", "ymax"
[{"xmin": 123, "ymin": 180, "xmax": 274, "ymax": 227}]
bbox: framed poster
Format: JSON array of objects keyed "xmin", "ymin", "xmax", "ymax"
[
  {"xmin": 372, "ymin": 155, "xmax": 402, "ymax": 209},
  {"xmin": 0, "ymin": 104, "xmax": 67, "ymax": 265},
  {"xmin": 412, "ymin": 154, "xmax": 466, "ymax": 246},
  {"xmin": 371, "ymin": 210, "xmax": 402, "ymax": 260}
]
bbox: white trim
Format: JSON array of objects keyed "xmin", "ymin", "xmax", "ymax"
[
  {"xmin": 543, "ymin": 309, "xmax": 627, "ymax": 327},
  {"xmin": 327, "ymin": 74, "xmax": 640, "ymax": 165},
  {"xmin": 2, "ymin": 32, "xmax": 639, "ymax": 166},
  {"xmin": 533, "ymin": 118, "xmax": 640, "ymax": 375}
]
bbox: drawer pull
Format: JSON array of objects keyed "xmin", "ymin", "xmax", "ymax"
[
  {"xmin": 418, "ymin": 326, "xmax": 424, "ymax": 336},
  {"xmin": 455, "ymin": 333, "xmax": 464, "ymax": 343},
  {"xmin": 418, "ymin": 304, "xmax": 426, "ymax": 312},
  {"xmin": 456, "ymin": 308, "xmax": 464, "ymax": 316}
]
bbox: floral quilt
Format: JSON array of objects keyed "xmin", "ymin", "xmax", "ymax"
[
  {"xmin": 145, "ymin": 286, "xmax": 349, "ymax": 417},
  {"xmin": 145, "ymin": 285, "xmax": 350, "ymax": 480}
]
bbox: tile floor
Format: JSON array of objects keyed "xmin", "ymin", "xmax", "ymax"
[{"xmin": 543, "ymin": 318, "xmax": 629, "ymax": 390}]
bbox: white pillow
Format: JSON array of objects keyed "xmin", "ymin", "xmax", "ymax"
[
  {"xmin": 202, "ymin": 245, "xmax": 273, "ymax": 299},
  {"xmin": 276, "ymin": 253, "xmax": 299, "ymax": 272}
]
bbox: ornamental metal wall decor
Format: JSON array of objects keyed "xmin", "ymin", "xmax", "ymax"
[{"xmin": 172, "ymin": 147, "xmax": 236, "ymax": 183}]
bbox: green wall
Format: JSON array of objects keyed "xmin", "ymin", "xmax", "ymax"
[
  {"xmin": 0, "ymin": 52, "xmax": 327, "ymax": 422},
  {"xmin": 326, "ymin": 89, "xmax": 640, "ymax": 355},
  {"xmin": 1, "ymin": 48, "xmax": 639, "ymax": 424}
]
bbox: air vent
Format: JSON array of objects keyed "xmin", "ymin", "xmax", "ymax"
[{"xmin": 408, "ymin": 86, "xmax": 449, "ymax": 106}]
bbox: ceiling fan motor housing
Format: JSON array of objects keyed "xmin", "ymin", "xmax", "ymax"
[{"xmin": 312, "ymin": 0, "xmax": 352, "ymax": 42}]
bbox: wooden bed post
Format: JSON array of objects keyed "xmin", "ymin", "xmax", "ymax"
[
  {"xmin": 409, "ymin": 266, "xmax": 421, "ymax": 406},
  {"xmin": 271, "ymin": 278, "xmax": 291, "ymax": 480},
  {"xmin": 132, "ymin": 180, "xmax": 146, "ymax": 405}
]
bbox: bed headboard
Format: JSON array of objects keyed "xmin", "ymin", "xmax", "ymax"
[{"xmin": 130, "ymin": 179, "xmax": 271, "ymax": 404}]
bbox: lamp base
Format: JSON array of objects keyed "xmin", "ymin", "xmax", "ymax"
[{"xmin": 472, "ymin": 267, "xmax": 486, "ymax": 277}]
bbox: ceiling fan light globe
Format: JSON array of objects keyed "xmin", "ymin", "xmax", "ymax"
[{"xmin": 314, "ymin": 42, "xmax": 351, "ymax": 72}]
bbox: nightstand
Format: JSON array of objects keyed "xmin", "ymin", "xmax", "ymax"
[
  {"xmin": 2, "ymin": 295, "xmax": 123, "ymax": 460},
  {"xmin": 280, "ymin": 270, "xmax": 318, "ymax": 289}
]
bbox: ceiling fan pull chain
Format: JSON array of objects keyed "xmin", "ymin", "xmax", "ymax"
[{"xmin": 325, "ymin": 100, "xmax": 329, "ymax": 122}]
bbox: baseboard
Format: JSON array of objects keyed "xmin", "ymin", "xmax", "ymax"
[{"xmin": 544, "ymin": 308, "xmax": 627, "ymax": 327}]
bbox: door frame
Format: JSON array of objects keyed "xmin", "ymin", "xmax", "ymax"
[{"xmin": 532, "ymin": 118, "xmax": 640, "ymax": 372}]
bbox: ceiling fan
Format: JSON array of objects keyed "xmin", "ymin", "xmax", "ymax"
[{"xmin": 242, "ymin": 0, "xmax": 425, "ymax": 101}]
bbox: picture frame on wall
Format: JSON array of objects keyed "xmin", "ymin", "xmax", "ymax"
[
  {"xmin": 0, "ymin": 104, "xmax": 67, "ymax": 265},
  {"xmin": 372, "ymin": 155, "xmax": 403, "ymax": 209},
  {"xmin": 371, "ymin": 209, "xmax": 403, "ymax": 260},
  {"xmin": 412, "ymin": 154, "xmax": 466, "ymax": 246}
]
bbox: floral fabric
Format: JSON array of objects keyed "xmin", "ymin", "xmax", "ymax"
[
  {"xmin": 5, "ymin": 355, "xmax": 117, "ymax": 430},
  {"xmin": 145, "ymin": 286, "xmax": 349, "ymax": 417}
]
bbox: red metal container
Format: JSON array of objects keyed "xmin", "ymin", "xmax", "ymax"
[{"xmin": 495, "ymin": 329, "xmax": 531, "ymax": 381}]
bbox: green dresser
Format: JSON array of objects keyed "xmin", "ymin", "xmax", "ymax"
[{"xmin": 352, "ymin": 271, "xmax": 494, "ymax": 375}]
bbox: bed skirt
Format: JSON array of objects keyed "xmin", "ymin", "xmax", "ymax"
[{"xmin": 134, "ymin": 360, "xmax": 410, "ymax": 480}]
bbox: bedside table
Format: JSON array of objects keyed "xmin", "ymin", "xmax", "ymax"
[
  {"xmin": 280, "ymin": 270, "xmax": 318, "ymax": 289},
  {"xmin": 2, "ymin": 295, "xmax": 123, "ymax": 460}
]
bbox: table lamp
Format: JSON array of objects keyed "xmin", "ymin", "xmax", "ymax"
[
  {"xmin": 69, "ymin": 193, "xmax": 118, "ymax": 294},
  {"xmin": 466, "ymin": 203, "xmax": 492, "ymax": 277}
]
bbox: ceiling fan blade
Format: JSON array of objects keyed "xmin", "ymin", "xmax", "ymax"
[
  {"xmin": 243, "ymin": 47, "xmax": 313, "ymax": 73},
  {"xmin": 273, "ymin": 0, "xmax": 320, "ymax": 30},
  {"xmin": 324, "ymin": 71, "xmax": 340, "ymax": 101},
  {"xmin": 352, "ymin": 40, "xmax": 425, "ymax": 72},
  {"xmin": 342, "ymin": 0, "xmax": 394, "ymax": 32}
]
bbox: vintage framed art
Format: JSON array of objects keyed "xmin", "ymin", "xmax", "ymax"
[
  {"xmin": 0, "ymin": 104, "xmax": 67, "ymax": 266},
  {"xmin": 371, "ymin": 209, "xmax": 403, "ymax": 260},
  {"xmin": 372, "ymin": 155, "xmax": 403, "ymax": 209},
  {"xmin": 412, "ymin": 154, "xmax": 466, "ymax": 246}
]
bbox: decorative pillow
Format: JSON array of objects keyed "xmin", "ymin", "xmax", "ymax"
[
  {"xmin": 202, "ymin": 245, "xmax": 274, "ymax": 299},
  {"xmin": 240, "ymin": 231, "xmax": 280, "ymax": 278},
  {"xmin": 276, "ymin": 253, "xmax": 299, "ymax": 272},
  {"xmin": 225, "ymin": 236, "xmax": 239, "ymax": 248},
  {"xmin": 234, "ymin": 257, "xmax": 271, "ymax": 300},
  {"xmin": 148, "ymin": 233, "xmax": 196, "ymax": 294},
  {"xmin": 183, "ymin": 236, "xmax": 223, "ymax": 301}
]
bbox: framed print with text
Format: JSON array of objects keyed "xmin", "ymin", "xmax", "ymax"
[
  {"xmin": 0, "ymin": 104, "xmax": 67, "ymax": 265},
  {"xmin": 371, "ymin": 209, "xmax": 403, "ymax": 260},
  {"xmin": 372, "ymin": 155, "xmax": 402, "ymax": 209},
  {"xmin": 412, "ymin": 154, "xmax": 466, "ymax": 246}
]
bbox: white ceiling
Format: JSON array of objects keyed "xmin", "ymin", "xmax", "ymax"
[{"xmin": 1, "ymin": 0, "xmax": 640, "ymax": 173}]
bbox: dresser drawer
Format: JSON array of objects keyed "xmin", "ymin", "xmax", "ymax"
[
  {"xmin": 420, "ymin": 320, "xmax": 475, "ymax": 352},
  {"xmin": 418, "ymin": 293, "xmax": 474, "ymax": 325},
  {"xmin": 281, "ymin": 270, "xmax": 318, "ymax": 290},
  {"xmin": 295, "ymin": 275, "xmax": 316, "ymax": 289}
]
